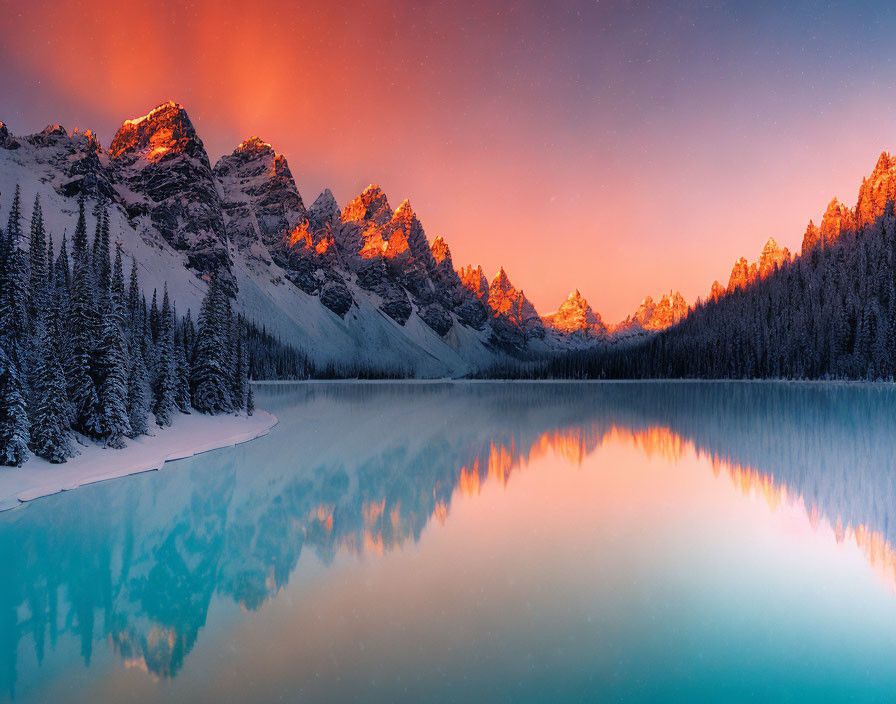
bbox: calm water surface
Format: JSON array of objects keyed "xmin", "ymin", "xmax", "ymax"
[{"xmin": 2, "ymin": 381, "xmax": 896, "ymax": 702}]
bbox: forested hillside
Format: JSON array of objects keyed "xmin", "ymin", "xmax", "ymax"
[
  {"xmin": 547, "ymin": 201, "xmax": 896, "ymax": 380},
  {"xmin": 0, "ymin": 187, "xmax": 254, "ymax": 465}
]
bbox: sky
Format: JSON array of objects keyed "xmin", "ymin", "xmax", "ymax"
[{"xmin": 2, "ymin": 0, "xmax": 896, "ymax": 321}]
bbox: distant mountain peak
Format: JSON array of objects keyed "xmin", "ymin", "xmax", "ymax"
[
  {"xmin": 342, "ymin": 184, "xmax": 392, "ymax": 225},
  {"xmin": 235, "ymin": 136, "xmax": 275, "ymax": 155},
  {"xmin": 309, "ymin": 189, "xmax": 340, "ymax": 226},
  {"xmin": 119, "ymin": 100, "xmax": 183, "ymax": 128},
  {"xmin": 543, "ymin": 289, "xmax": 606, "ymax": 338},
  {"xmin": 430, "ymin": 236, "xmax": 451, "ymax": 264},
  {"xmin": 491, "ymin": 267, "xmax": 513, "ymax": 291},
  {"xmin": 393, "ymin": 199, "xmax": 415, "ymax": 220},
  {"xmin": 110, "ymin": 101, "xmax": 200, "ymax": 161}
]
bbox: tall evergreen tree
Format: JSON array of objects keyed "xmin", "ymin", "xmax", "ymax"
[
  {"xmin": 0, "ymin": 185, "xmax": 30, "ymax": 362},
  {"xmin": 172, "ymin": 307, "xmax": 191, "ymax": 413},
  {"xmin": 95, "ymin": 302, "xmax": 131, "ymax": 448},
  {"xmin": 27, "ymin": 194, "xmax": 48, "ymax": 323},
  {"xmin": 126, "ymin": 346, "xmax": 150, "ymax": 438},
  {"xmin": 246, "ymin": 377, "xmax": 255, "ymax": 417},
  {"xmin": 191, "ymin": 276, "xmax": 233, "ymax": 413},
  {"xmin": 0, "ymin": 345, "xmax": 29, "ymax": 466},
  {"xmin": 93, "ymin": 204, "xmax": 111, "ymax": 311},
  {"xmin": 127, "ymin": 257, "xmax": 140, "ymax": 326},
  {"xmin": 111, "ymin": 244, "xmax": 125, "ymax": 305},
  {"xmin": 29, "ymin": 324, "xmax": 71, "ymax": 463},
  {"xmin": 67, "ymin": 195, "xmax": 100, "ymax": 436},
  {"xmin": 231, "ymin": 318, "xmax": 248, "ymax": 412},
  {"xmin": 152, "ymin": 285, "xmax": 177, "ymax": 427}
]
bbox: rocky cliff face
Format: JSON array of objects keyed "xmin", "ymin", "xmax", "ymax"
[
  {"xmin": 213, "ymin": 136, "xmax": 306, "ymax": 251},
  {"xmin": 110, "ymin": 101, "xmax": 233, "ymax": 289},
  {"xmin": 542, "ymin": 290, "xmax": 607, "ymax": 339},
  {"xmin": 213, "ymin": 138, "xmax": 353, "ymax": 315}
]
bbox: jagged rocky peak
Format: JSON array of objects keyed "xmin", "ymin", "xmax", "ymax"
[
  {"xmin": 490, "ymin": 266, "xmax": 514, "ymax": 294},
  {"xmin": 110, "ymin": 100, "xmax": 203, "ymax": 162},
  {"xmin": 214, "ymin": 134, "xmax": 306, "ymax": 252},
  {"xmin": 382, "ymin": 198, "xmax": 434, "ymax": 271},
  {"xmin": 24, "ymin": 123, "xmax": 101, "ymax": 153},
  {"xmin": 431, "ymin": 236, "xmax": 451, "ymax": 265},
  {"xmin": 818, "ymin": 197, "xmax": 852, "ymax": 249},
  {"xmin": 647, "ymin": 291, "xmax": 688, "ymax": 330},
  {"xmin": 309, "ymin": 189, "xmax": 340, "ymax": 228},
  {"xmin": 633, "ymin": 295, "xmax": 656, "ymax": 327},
  {"xmin": 487, "ymin": 267, "xmax": 544, "ymax": 335},
  {"xmin": 393, "ymin": 198, "xmax": 415, "ymax": 220},
  {"xmin": 758, "ymin": 237, "xmax": 790, "ymax": 277},
  {"xmin": 727, "ymin": 256, "xmax": 756, "ymax": 291},
  {"xmin": 801, "ymin": 219, "xmax": 820, "ymax": 256},
  {"xmin": 0, "ymin": 121, "xmax": 18, "ymax": 149},
  {"xmin": 856, "ymin": 150, "xmax": 896, "ymax": 228},
  {"xmin": 612, "ymin": 291, "xmax": 687, "ymax": 335},
  {"xmin": 342, "ymin": 184, "xmax": 393, "ymax": 225},
  {"xmin": 728, "ymin": 237, "xmax": 790, "ymax": 292},
  {"xmin": 110, "ymin": 101, "xmax": 232, "ymax": 288},
  {"xmin": 459, "ymin": 265, "xmax": 489, "ymax": 303},
  {"xmin": 543, "ymin": 289, "xmax": 606, "ymax": 338},
  {"xmin": 235, "ymin": 135, "xmax": 275, "ymax": 155}
]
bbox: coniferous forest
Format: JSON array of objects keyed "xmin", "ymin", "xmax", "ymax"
[
  {"xmin": 535, "ymin": 204, "xmax": 896, "ymax": 380},
  {"xmin": 0, "ymin": 186, "xmax": 256, "ymax": 466}
]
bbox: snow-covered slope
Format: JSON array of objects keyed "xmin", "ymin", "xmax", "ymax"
[{"xmin": 0, "ymin": 103, "xmax": 597, "ymax": 376}]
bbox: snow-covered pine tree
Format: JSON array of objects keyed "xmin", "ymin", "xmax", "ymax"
[
  {"xmin": 191, "ymin": 275, "xmax": 233, "ymax": 413},
  {"xmin": 48, "ymin": 232, "xmax": 71, "ymax": 357},
  {"xmin": 152, "ymin": 284, "xmax": 177, "ymax": 427},
  {"xmin": 54, "ymin": 232, "xmax": 70, "ymax": 294},
  {"xmin": 230, "ymin": 317, "xmax": 247, "ymax": 412},
  {"xmin": 126, "ymin": 345, "xmax": 150, "ymax": 437},
  {"xmin": 93, "ymin": 204, "xmax": 111, "ymax": 312},
  {"xmin": 0, "ymin": 344, "xmax": 30, "ymax": 466},
  {"xmin": 127, "ymin": 257, "xmax": 141, "ymax": 328},
  {"xmin": 47, "ymin": 230, "xmax": 54, "ymax": 288},
  {"xmin": 246, "ymin": 378, "xmax": 255, "ymax": 417},
  {"xmin": 172, "ymin": 306, "xmax": 191, "ymax": 413},
  {"xmin": 29, "ymin": 323, "xmax": 71, "ymax": 463},
  {"xmin": 148, "ymin": 289, "xmax": 159, "ymax": 343},
  {"xmin": 95, "ymin": 299, "xmax": 131, "ymax": 448},
  {"xmin": 67, "ymin": 195, "xmax": 100, "ymax": 436},
  {"xmin": 0, "ymin": 185, "xmax": 30, "ymax": 362},
  {"xmin": 27, "ymin": 194, "xmax": 48, "ymax": 323},
  {"xmin": 111, "ymin": 243, "xmax": 125, "ymax": 305}
]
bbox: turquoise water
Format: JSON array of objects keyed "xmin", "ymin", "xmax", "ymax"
[{"xmin": 2, "ymin": 381, "xmax": 896, "ymax": 702}]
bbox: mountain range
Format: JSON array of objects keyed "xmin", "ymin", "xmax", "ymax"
[{"xmin": 0, "ymin": 101, "xmax": 862, "ymax": 375}]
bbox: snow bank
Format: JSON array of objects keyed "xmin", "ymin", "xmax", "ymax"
[{"xmin": 0, "ymin": 410, "xmax": 278, "ymax": 511}]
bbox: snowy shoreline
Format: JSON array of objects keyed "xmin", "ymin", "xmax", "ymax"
[{"xmin": 0, "ymin": 409, "xmax": 278, "ymax": 512}]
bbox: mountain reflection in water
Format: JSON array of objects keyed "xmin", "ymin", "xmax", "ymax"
[{"xmin": 1, "ymin": 380, "xmax": 895, "ymax": 699}]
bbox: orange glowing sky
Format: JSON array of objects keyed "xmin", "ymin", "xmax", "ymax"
[{"xmin": 2, "ymin": 0, "xmax": 896, "ymax": 321}]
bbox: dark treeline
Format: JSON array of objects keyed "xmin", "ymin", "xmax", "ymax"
[
  {"xmin": 245, "ymin": 321, "xmax": 312, "ymax": 381},
  {"xmin": 486, "ymin": 201, "xmax": 896, "ymax": 380},
  {"xmin": 0, "ymin": 186, "xmax": 255, "ymax": 466},
  {"xmin": 244, "ymin": 322, "xmax": 415, "ymax": 380}
]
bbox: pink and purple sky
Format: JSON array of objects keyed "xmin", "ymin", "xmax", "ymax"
[{"xmin": 2, "ymin": 0, "xmax": 895, "ymax": 321}]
